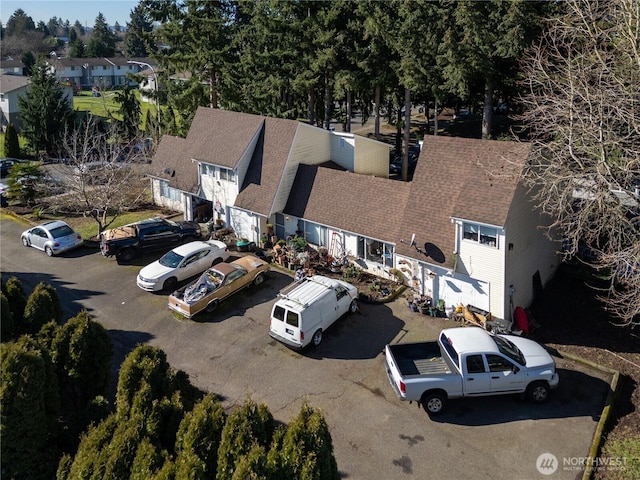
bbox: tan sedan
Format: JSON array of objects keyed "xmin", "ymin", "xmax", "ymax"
[{"xmin": 167, "ymin": 255, "xmax": 270, "ymax": 318}]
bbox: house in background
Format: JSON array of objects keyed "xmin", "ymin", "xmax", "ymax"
[
  {"xmin": 149, "ymin": 107, "xmax": 560, "ymax": 321},
  {"xmin": 46, "ymin": 56, "xmax": 156, "ymax": 92},
  {"xmin": 0, "ymin": 73, "xmax": 30, "ymax": 130}
]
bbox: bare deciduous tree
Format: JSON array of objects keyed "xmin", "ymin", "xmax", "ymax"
[
  {"xmin": 47, "ymin": 118, "xmax": 151, "ymax": 235},
  {"xmin": 519, "ymin": 0, "xmax": 640, "ymax": 325}
]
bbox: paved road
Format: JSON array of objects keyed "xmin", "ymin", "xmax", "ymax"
[{"xmin": 1, "ymin": 215, "xmax": 612, "ymax": 480}]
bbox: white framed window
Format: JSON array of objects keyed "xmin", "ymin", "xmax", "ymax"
[
  {"xmin": 201, "ymin": 164, "xmax": 215, "ymax": 177},
  {"xmin": 219, "ymin": 168, "xmax": 236, "ymax": 184},
  {"xmin": 463, "ymin": 222, "xmax": 498, "ymax": 248},
  {"xmin": 159, "ymin": 180, "xmax": 181, "ymax": 201}
]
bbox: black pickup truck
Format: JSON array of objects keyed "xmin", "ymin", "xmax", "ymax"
[{"xmin": 100, "ymin": 217, "xmax": 202, "ymax": 262}]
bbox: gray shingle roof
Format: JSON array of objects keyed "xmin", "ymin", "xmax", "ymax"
[
  {"xmin": 234, "ymin": 116, "xmax": 299, "ymax": 216},
  {"xmin": 0, "ymin": 73, "xmax": 30, "ymax": 94},
  {"xmin": 394, "ymin": 135, "xmax": 530, "ymax": 267},
  {"xmin": 151, "ymin": 135, "xmax": 199, "ymax": 193},
  {"xmin": 186, "ymin": 107, "xmax": 265, "ymax": 168},
  {"xmin": 284, "ymin": 164, "xmax": 412, "ymax": 243}
]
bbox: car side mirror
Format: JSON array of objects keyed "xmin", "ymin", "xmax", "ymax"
[{"xmin": 512, "ymin": 365, "xmax": 520, "ymax": 374}]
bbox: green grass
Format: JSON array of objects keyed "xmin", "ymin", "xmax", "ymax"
[
  {"xmin": 73, "ymin": 90, "xmax": 158, "ymax": 127},
  {"xmin": 17, "ymin": 208, "xmax": 165, "ymax": 240},
  {"xmin": 1, "ymin": 89, "xmax": 157, "ymax": 158}
]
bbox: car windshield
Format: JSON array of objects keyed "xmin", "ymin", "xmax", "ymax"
[
  {"xmin": 159, "ymin": 250, "xmax": 184, "ymax": 268},
  {"xmin": 49, "ymin": 225, "xmax": 74, "ymax": 238},
  {"xmin": 492, "ymin": 335, "xmax": 526, "ymax": 366}
]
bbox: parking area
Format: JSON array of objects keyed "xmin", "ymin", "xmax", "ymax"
[{"xmin": 0, "ymin": 216, "xmax": 614, "ymax": 479}]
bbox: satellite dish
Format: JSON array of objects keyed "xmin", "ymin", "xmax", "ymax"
[{"xmin": 410, "ymin": 233, "xmax": 416, "ymax": 247}]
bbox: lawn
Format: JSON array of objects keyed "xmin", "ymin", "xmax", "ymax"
[
  {"xmin": 0, "ymin": 90, "xmax": 159, "ymax": 158},
  {"xmin": 2, "ymin": 207, "xmax": 168, "ymax": 241}
]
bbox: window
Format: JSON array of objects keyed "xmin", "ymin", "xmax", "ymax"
[
  {"xmin": 466, "ymin": 355, "xmax": 486, "ymax": 374},
  {"xmin": 273, "ymin": 305, "xmax": 285, "ymax": 321},
  {"xmin": 486, "ymin": 355, "xmax": 515, "ymax": 372},
  {"xmin": 219, "ymin": 168, "xmax": 236, "ymax": 183},
  {"xmin": 159, "ymin": 180, "xmax": 181, "ymax": 201},
  {"xmin": 463, "ymin": 222, "xmax": 498, "ymax": 248},
  {"xmin": 303, "ymin": 221, "xmax": 327, "ymax": 246},
  {"xmin": 357, "ymin": 236, "xmax": 392, "ymax": 266},
  {"xmin": 201, "ymin": 164, "xmax": 215, "ymax": 177},
  {"xmin": 286, "ymin": 311, "xmax": 299, "ymax": 327}
]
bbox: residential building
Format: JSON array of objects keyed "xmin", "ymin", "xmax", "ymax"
[
  {"xmin": 149, "ymin": 107, "xmax": 560, "ymax": 321},
  {"xmin": 0, "ymin": 73, "xmax": 30, "ymax": 130}
]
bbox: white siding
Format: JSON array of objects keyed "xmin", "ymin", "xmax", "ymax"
[
  {"xmin": 503, "ymin": 185, "xmax": 561, "ymax": 314},
  {"xmin": 230, "ymin": 208, "xmax": 260, "ymax": 243},
  {"xmin": 353, "ymin": 134, "xmax": 390, "ymax": 177},
  {"xmin": 438, "ymin": 274, "xmax": 490, "ymax": 312},
  {"xmin": 272, "ymin": 124, "xmax": 331, "ymax": 213},
  {"xmin": 330, "ymin": 133, "xmax": 355, "ymax": 170},
  {"xmin": 456, "ymin": 225, "xmax": 506, "ymax": 318}
]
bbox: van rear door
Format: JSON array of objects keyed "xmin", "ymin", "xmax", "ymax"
[{"xmin": 270, "ymin": 304, "xmax": 303, "ymax": 347}]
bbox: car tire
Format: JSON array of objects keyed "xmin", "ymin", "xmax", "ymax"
[
  {"xmin": 118, "ymin": 248, "xmax": 136, "ymax": 263},
  {"xmin": 526, "ymin": 381, "xmax": 550, "ymax": 404},
  {"xmin": 212, "ymin": 257, "xmax": 222, "ymax": 266},
  {"xmin": 21, "ymin": 236, "xmax": 29, "ymax": 247},
  {"xmin": 45, "ymin": 246, "xmax": 54, "ymax": 257},
  {"xmin": 182, "ymin": 236, "xmax": 195, "ymax": 244},
  {"xmin": 311, "ymin": 329, "xmax": 323, "ymax": 347},
  {"xmin": 349, "ymin": 299, "xmax": 359, "ymax": 313},
  {"xmin": 206, "ymin": 300, "xmax": 218, "ymax": 313},
  {"xmin": 163, "ymin": 277, "xmax": 178, "ymax": 292},
  {"xmin": 253, "ymin": 273, "xmax": 265, "ymax": 286},
  {"xmin": 421, "ymin": 391, "xmax": 446, "ymax": 416}
]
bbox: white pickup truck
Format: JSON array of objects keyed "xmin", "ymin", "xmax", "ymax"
[{"xmin": 384, "ymin": 327, "xmax": 559, "ymax": 416}]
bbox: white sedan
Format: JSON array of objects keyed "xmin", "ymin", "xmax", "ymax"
[{"xmin": 137, "ymin": 240, "xmax": 230, "ymax": 292}]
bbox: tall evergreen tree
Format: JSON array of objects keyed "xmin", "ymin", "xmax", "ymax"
[
  {"xmin": 145, "ymin": 0, "xmax": 233, "ymax": 109},
  {"xmin": 5, "ymin": 8, "xmax": 36, "ymax": 36},
  {"xmin": 17, "ymin": 61, "xmax": 73, "ymax": 156},
  {"xmin": 115, "ymin": 85, "xmax": 142, "ymax": 141},
  {"xmin": 85, "ymin": 13, "xmax": 118, "ymax": 57},
  {"xmin": 1, "ymin": 336, "xmax": 60, "ymax": 480},
  {"xmin": 51, "ymin": 310, "xmax": 113, "ymax": 410},
  {"xmin": 3, "ymin": 123, "xmax": 21, "ymax": 158},
  {"xmin": 124, "ymin": 4, "xmax": 155, "ymax": 57},
  {"xmin": 21, "ymin": 50, "xmax": 36, "ymax": 76},
  {"xmin": 216, "ymin": 398, "xmax": 274, "ymax": 480}
]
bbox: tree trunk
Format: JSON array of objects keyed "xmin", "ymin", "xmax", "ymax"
[
  {"xmin": 323, "ymin": 73, "xmax": 332, "ymax": 130},
  {"xmin": 307, "ymin": 86, "xmax": 315, "ymax": 125},
  {"xmin": 345, "ymin": 90, "xmax": 352, "ymax": 133},
  {"xmin": 402, "ymin": 87, "xmax": 411, "ymax": 182},
  {"xmin": 374, "ymin": 84, "xmax": 381, "ymax": 140},
  {"xmin": 433, "ymin": 96, "xmax": 438, "ymax": 136},
  {"xmin": 482, "ymin": 75, "xmax": 493, "ymax": 139},
  {"xmin": 209, "ymin": 69, "xmax": 218, "ymax": 109}
]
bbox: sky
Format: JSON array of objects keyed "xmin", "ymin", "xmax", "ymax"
[{"xmin": 1, "ymin": 0, "xmax": 140, "ymax": 29}]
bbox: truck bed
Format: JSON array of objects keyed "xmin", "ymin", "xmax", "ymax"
[{"xmin": 387, "ymin": 342, "xmax": 452, "ymax": 376}]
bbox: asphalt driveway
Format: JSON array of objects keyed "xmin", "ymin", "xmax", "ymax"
[{"xmin": 0, "ymin": 215, "xmax": 613, "ymax": 479}]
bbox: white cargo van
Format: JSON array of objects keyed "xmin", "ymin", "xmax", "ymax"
[{"xmin": 269, "ymin": 275, "xmax": 358, "ymax": 349}]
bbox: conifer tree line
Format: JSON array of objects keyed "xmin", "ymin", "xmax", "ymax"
[
  {"xmin": 1, "ymin": 276, "xmax": 339, "ymax": 479},
  {"xmin": 3, "ymin": 1, "xmax": 559, "ymax": 139}
]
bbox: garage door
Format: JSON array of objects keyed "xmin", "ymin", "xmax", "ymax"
[{"xmin": 438, "ymin": 274, "xmax": 489, "ymax": 311}]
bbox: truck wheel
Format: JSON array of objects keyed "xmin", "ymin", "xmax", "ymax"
[
  {"xmin": 163, "ymin": 277, "xmax": 177, "ymax": 291},
  {"xmin": 253, "ymin": 273, "xmax": 265, "ymax": 286},
  {"xmin": 527, "ymin": 381, "xmax": 550, "ymax": 404},
  {"xmin": 119, "ymin": 248, "xmax": 136, "ymax": 263},
  {"xmin": 311, "ymin": 329, "xmax": 323, "ymax": 347},
  {"xmin": 421, "ymin": 391, "xmax": 446, "ymax": 416},
  {"xmin": 206, "ymin": 300, "xmax": 218, "ymax": 313},
  {"xmin": 349, "ymin": 300, "xmax": 359, "ymax": 313}
]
